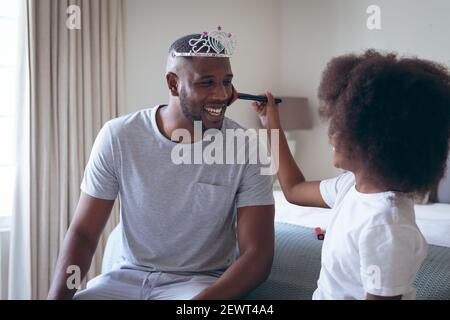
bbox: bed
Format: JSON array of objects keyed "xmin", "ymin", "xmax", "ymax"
[
  {"xmin": 102, "ymin": 189, "xmax": 450, "ymax": 300},
  {"xmin": 273, "ymin": 190, "xmax": 450, "ymax": 248},
  {"xmin": 243, "ymin": 189, "xmax": 450, "ymax": 300}
]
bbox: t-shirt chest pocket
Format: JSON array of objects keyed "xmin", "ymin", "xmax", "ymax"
[{"xmin": 193, "ymin": 182, "xmax": 232, "ymax": 222}]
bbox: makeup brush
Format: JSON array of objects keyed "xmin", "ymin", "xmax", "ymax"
[{"xmin": 238, "ymin": 93, "xmax": 283, "ymax": 104}]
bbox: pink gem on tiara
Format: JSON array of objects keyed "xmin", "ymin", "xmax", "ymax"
[
  {"xmin": 217, "ymin": 25, "xmax": 222, "ymax": 31},
  {"xmin": 228, "ymin": 33, "xmax": 232, "ymax": 38},
  {"xmin": 202, "ymin": 31, "xmax": 208, "ymax": 36}
]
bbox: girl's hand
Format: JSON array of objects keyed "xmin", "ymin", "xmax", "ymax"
[{"xmin": 251, "ymin": 91, "xmax": 281, "ymax": 129}]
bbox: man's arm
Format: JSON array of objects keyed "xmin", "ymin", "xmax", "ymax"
[
  {"xmin": 192, "ymin": 204, "xmax": 275, "ymax": 300},
  {"xmin": 47, "ymin": 192, "xmax": 114, "ymax": 300}
]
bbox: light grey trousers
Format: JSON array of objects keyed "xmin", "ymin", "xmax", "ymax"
[{"xmin": 73, "ymin": 268, "xmax": 219, "ymax": 300}]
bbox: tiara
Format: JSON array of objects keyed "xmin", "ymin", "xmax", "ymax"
[{"xmin": 172, "ymin": 26, "xmax": 237, "ymax": 58}]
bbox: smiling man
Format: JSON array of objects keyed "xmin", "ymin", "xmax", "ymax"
[
  {"xmin": 165, "ymin": 35, "xmax": 234, "ymax": 132},
  {"xmin": 47, "ymin": 30, "xmax": 275, "ymax": 300}
]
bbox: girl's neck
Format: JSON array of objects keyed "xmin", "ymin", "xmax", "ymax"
[{"xmin": 353, "ymin": 170, "xmax": 389, "ymax": 194}]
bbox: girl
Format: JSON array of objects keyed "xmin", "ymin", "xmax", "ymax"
[{"xmin": 253, "ymin": 50, "xmax": 450, "ymax": 300}]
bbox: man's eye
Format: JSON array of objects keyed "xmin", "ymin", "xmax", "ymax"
[
  {"xmin": 200, "ymin": 81, "xmax": 214, "ymax": 87},
  {"xmin": 224, "ymin": 80, "xmax": 232, "ymax": 86}
]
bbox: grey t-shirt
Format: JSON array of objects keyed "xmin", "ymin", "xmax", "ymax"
[{"xmin": 81, "ymin": 105, "xmax": 274, "ymax": 273}]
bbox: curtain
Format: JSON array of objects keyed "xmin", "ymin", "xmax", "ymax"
[{"xmin": 9, "ymin": 0, "xmax": 125, "ymax": 299}]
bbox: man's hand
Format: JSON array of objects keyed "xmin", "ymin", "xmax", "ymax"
[
  {"xmin": 47, "ymin": 192, "xmax": 114, "ymax": 299},
  {"xmin": 192, "ymin": 205, "xmax": 275, "ymax": 300}
]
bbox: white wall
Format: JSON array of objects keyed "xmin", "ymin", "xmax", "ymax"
[
  {"xmin": 125, "ymin": 0, "xmax": 280, "ymax": 129},
  {"xmin": 125, "ymin": 0, "xmax": 450, "ymax": 180},
  {"xmin": 279, "ymin": 0, "xmax": 341, "ymax": 180},
  {"xmin": 279, "ymin": 0, "xmax": 450, "ymax": 180}
]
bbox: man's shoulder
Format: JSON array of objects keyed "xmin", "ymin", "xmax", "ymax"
[
  {"xmin": 223, "ymin": 117, "xmax": 247, "ymax": 131},
  {"xmin": 104, "ymin": 107, "xmax": 155, "ymax": 135}
]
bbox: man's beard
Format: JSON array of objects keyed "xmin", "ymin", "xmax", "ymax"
[
  {"xmin": 179, "ymin": 87, "xmax": 201, "ymax": 122},
  {"xmin": 179, "ymin": 88, "xmax": 225, "ymax": 132}
]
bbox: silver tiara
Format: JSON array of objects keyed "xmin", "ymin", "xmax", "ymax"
[{"xmin": 172, "ymin": 26, "xmax": 237, "ymax": 58}]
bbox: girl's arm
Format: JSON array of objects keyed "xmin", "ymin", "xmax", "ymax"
[{"xmin": 252, "ymin": 92, "xmax": 329, "ymax": 208}]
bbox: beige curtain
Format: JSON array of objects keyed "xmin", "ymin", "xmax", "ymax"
[{"xmin": 10, "ymin": 0, "xmax": 125, "ymax": 299}]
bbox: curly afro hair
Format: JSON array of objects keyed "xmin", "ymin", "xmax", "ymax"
[{"xmin": 318, "ymin": 49, "xmax": 450, "ymax": 195}]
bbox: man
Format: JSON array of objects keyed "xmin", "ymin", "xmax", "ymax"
[{"xmin": 47, "ymin": 30, "xmax": 275, "ymax": 300}]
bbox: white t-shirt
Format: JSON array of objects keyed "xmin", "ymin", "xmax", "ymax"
[{"xmin": 312, "ymin": 172, "xmax": 427, "ymax": 300}]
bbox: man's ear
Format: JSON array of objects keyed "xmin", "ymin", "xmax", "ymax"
[{"xmin": 166, "ymin": 72, "xmax": 179, "ymax": 97}]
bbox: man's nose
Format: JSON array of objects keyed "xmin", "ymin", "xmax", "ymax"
[{"xmin": 212, "ymin": 85, "xmax": 229, "ymax": 101}]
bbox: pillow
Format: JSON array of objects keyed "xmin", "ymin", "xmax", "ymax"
[
  {"xmin": 414, "ymin": 192, "xmax": 430, "ymax": 205},
  {"xmin": 436, "ymin": 156, "xmax": 450, "ymax": 203}
]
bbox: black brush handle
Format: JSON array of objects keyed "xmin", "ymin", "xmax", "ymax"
[{"xmin": 238, "ymin": 93, "xmax": 282, "ymax": 104}]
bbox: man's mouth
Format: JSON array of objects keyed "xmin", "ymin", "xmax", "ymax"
[{"xmin": 203, "ymin": 104, "xmax": 226, "ymax": 118}]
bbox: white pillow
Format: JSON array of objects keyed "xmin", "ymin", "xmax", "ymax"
[{"xmin": 436, "ymin": 156, "xmax": 450, "ymax": 203}]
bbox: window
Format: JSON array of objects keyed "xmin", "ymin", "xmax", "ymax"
[{"xmin": 0, "ymin": 0, "xmax": 20, "ymax": 227}]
